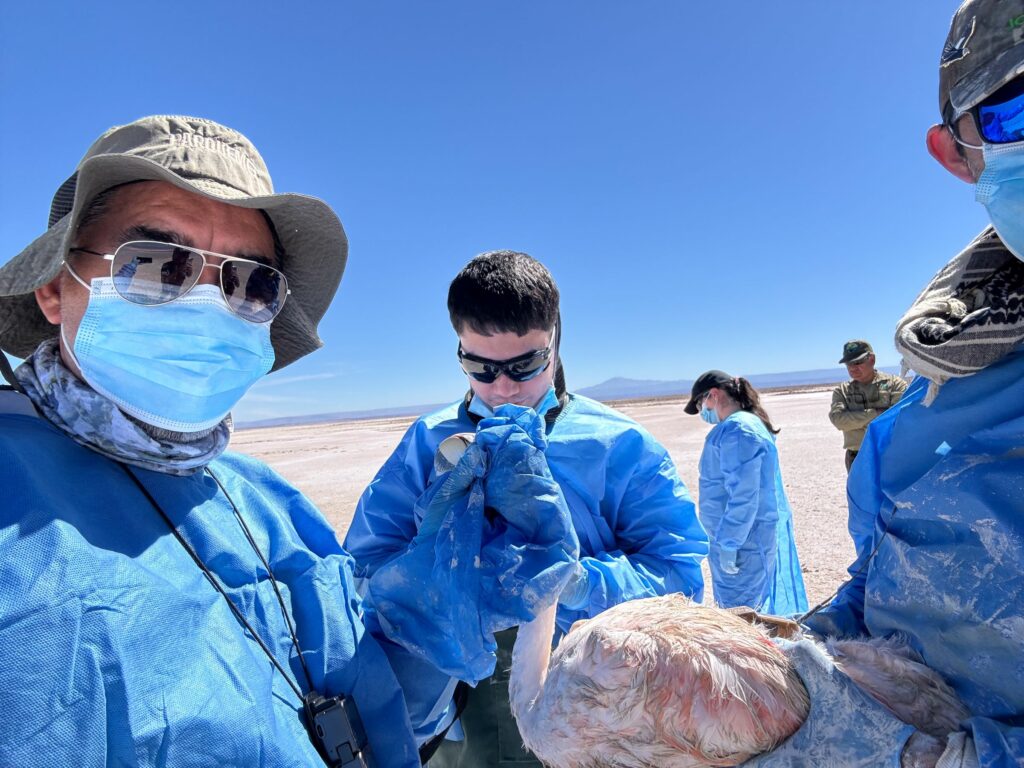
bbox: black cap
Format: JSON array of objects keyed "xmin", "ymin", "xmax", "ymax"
[
  {"xmin": 684, "ymin": 370, "xmax": 733, "ymax": 415},
  {"xmin": 838, "ymin": 340, "xmax": 873, "ymax": 365}
]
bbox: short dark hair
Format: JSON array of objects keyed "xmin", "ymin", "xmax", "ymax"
[{"xmin": 447, "ymin": 250, "xmax": 559, "ymax": 336}]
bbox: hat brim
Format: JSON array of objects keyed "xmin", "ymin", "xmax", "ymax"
[
  {"xmin": 0, "ymin": 154, "xmax": 346, "ymax": 371},
  {"xmin": 839, "ymin": 352, "xmax": 871, "ymax": 365},
  {"xmin": 949, "ymin": 44, "xmax": 1024, "ymax": 115},
  {"xmin": 684, "ymin": 384, "xmax": 711, "ymax": 415}
]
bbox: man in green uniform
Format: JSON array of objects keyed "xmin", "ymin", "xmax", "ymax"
[{"xmin": 829, "ymin": 340, "xmax": 908, "ymax": 472}]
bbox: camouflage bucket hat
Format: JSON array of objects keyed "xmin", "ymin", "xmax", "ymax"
[
  {"xmin": 0, "ymin": 115, "xmax": 347, "ymax": 371},
  {"xmin": 939, "ymin": 0, "xmax": 1024, "ymax": 118}
]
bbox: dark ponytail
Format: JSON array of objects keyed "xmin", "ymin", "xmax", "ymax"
[{"xmin": 720, "ymin": 377, "xmax": 780, "ymax": 435}]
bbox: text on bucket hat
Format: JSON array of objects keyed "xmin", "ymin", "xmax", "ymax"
[{"xmin": 0, "ymin": 115, "xmax": 347, "ymax": 371}]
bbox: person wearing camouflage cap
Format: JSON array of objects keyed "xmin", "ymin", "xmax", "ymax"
[
  {"xmin": 0, "ymin": 116, "xmax": 425, "ymax": 768},
  {"xmin": 828, "ymin": 339, "xmax": 908, "ymax": 472},
  {"xmin": 768, "ymin": 3, "xmax": 1024, "ymax": 767}
]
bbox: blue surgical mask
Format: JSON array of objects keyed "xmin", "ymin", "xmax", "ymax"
[
  {"xmin": 976, "ymin": 142, "xmax": 1024, "ymax": 260},
  {"xmin": 534, "ymin": 386, "xmax": 559, "ymax": 418},
  {"xmin": 468, "ymin": 385, "xmax": 559, "ymax": 421},
  {"xmin": 700, "ymin": 403, "xmax": 720, "ymax": 425},
  {"xmin": 63, "ymin": 276, "xmax": 275, "ymax": 432}
]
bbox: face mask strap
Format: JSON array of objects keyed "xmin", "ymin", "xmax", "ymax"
[
  {"xmin": 58, "ymin": 323, "xmax": 84, "ymax": 374},
  {"xmin": 57, "ymin": 261, "xmax": 95, "ymax": 375}
]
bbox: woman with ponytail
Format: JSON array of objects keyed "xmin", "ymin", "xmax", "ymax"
[{"xmin": 684, "ymin": 370, "xmax": 808, "ymax": 614}]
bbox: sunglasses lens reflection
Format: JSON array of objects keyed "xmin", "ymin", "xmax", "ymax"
[
  {"xmin": 460, "ymin": 351, "xmax": 549, "ymax": 384},
  {"xmin": 505, "ymin": 351, "xmax": 550, "ymax": 382},
  {"xmin": 224, "ymin": 262, "xmax": 284, "ymax": 323},
  {"xmin": 109, "ymin": 242, "xmax": 286, "ymax": 322},
  {"xmin": 112, "ymin": 243, "xmax": 201, "ymax": 304}
]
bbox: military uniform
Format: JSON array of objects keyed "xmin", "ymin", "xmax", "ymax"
[{"xmin": 830, "ymin": 372, "xmax": 908, "ymax": 469}]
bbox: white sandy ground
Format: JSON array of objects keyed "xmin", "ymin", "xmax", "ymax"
[{"xmin": 231, "ymin": 387, "xmax": 856, "ymax": 609}]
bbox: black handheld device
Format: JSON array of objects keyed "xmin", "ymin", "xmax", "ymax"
[{"xmin": 303, "ymin": 691, "xmax": 370, "ymax": 768}]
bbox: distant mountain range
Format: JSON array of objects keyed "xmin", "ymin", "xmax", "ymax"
[
  {"xmin": 237, "ymin": 402, "xmax": 448, "ymax": 430},
  {"xmin": 237, "ymin": 365, "xmax": 903, "ymax": 430},
  {"xmin": 576, "ymin": 365, "xmax": 901, "ymax": 402}
]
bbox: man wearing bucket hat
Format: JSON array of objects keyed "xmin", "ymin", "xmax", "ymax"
[
  {"xmin": 748, "ymin": 4, "xmax": 1024, "ymax": 767},
  {"xmin": 0, "ymin": 116, "xmax": 424, "ymax": 768},
  {"xmin": 828, "ymin": 339, "xmax": 908, "ymax": 473}
]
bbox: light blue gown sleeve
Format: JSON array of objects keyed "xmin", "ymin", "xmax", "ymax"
[
  {"xmin": 559, "ymin": 434, "xmax": 707, "ymax": 623},
  {"xmin": 360, "ymin": 607, "xmax": 463, "ymax": 745},
  {"xmin": 714, "ymin": 423, "xmax": 765, "ymax": 552},
  {"xmin": 343, "ymin": 419, "xmax": 463, "ymax": 742},
  {"xmin": 970, "ymin": 720, "xmax": 1024, "ymax": 768},
  {"xmin": 344, "ymin": 421, "xmax": 433, "ymax": 578}
]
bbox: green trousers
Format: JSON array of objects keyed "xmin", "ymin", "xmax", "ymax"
[{"xmin": 429, "ymin": 628, "xmax": 542, "ymax": 768}]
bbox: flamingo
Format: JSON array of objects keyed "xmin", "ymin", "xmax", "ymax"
[
  {"xmin": 432, "ymin": 432, "xmax": 965, "ymax": 766},
  {"xmin": 509, "ymin": 593, "xmax": 968, "ymax": 768}
]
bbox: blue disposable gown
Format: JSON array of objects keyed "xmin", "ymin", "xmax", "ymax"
[
  {"xmin": 0, "ymin": 408, "xmax": 420, "ymax": 768},
  {"xmin": 344, "ymin": 395, "xmax": 709, "ymax": 734},
  {"xmin": 806, "ymin": 346, "xmax": 1024, "ymax": 767},
  {"xmin": 698, "ymin": 410, "xmax": 807, "ymax": 614}
]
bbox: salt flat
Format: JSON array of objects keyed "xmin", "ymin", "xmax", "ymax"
[{"xmin": 231, "ymin": 388, "xmax": 856, "ymax": 608}]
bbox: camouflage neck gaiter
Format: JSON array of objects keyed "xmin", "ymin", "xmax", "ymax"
[{"xmin": 16, "ymin": 338, "xmax": 230, "ymax": 476}]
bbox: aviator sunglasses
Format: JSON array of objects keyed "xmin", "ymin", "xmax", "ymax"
[
  {"xmin": 950, "ymin": 76, "xmax": 1024, "ymax": 148},
  {"xmin": 68, "ymin": 240, "xmax": 289, "ymax": 324},
  {"xmin": 458, "ymin": 330, "xmax": 556, "ymax": 384}
]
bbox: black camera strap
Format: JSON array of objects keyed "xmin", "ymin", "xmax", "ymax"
[
  {"xmin": 205, "ymin": 467, "xmax": 318, "ymax": 693},
  {"xmin": 0, "ymin": 351, "xmax": 23, "ymax": 392},
  {"xmin": 119, "ymin": 463, "xmax": 313, "ymax": 699},
  {"xmin": 416, "ymin": 680, "xmax": 470, "ymax": 764},
  {"xmin": 119, "ymin": 464, "xmax": 374, "ymax": 767}
]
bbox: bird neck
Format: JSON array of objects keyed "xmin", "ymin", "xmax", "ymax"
[{"xmin": 509, "ymin": 600, "xmax": 558, "ymax": 722}]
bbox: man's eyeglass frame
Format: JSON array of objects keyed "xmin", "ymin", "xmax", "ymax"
[{"xmin": 68, "ymin": 240, "xmax": 290, "ymax": 324}]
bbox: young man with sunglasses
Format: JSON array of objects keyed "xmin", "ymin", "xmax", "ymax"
[
  {"xmin": 747, "ymin": 4, "xmax": 1024, "ymax": 766},
  {"xmin": 0, "ymin": 116, "xmax": 427, "ymax": 767},
  {"xmin": 345, "ymin": 250, "xmax": 709, "ymax": 767}
]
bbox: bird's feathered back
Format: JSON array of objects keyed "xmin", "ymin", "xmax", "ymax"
[{"xmin": 513, "ymin": 594, "xmax": 808, "ymax": 768}]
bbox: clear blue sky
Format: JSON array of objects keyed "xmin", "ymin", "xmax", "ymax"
[{"xmin": 1, "ymin": 1, "xmax": 985, "ymax": 422}]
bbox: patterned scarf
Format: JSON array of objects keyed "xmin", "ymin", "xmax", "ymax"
[
  {"xmin": 16, "ymin": 338, "xmax": 231, "ymax": 475},
  {"xmin": 894, "ymin": 227, "xmax": 1024, "ymax": 404}
]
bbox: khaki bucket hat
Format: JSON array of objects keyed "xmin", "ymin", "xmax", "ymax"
[{"xmin": 0, "ymin": 115, "xmax": 347, "ymax": 371}]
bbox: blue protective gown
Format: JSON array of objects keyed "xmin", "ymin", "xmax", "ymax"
[
  {"xmin": 344, "ymin": 394, "xmax": 709, "ymax": 733},
  {"xmin": 806, "ymin": 346, "xmax": 1024, "ymax": 768},
  {"xmin": 0, "ymin": 407, "xmax": 420, "ymax": 768},
  {"xmin": 698, "ymin": 410, "xmax": 807, "ymax": 614}
]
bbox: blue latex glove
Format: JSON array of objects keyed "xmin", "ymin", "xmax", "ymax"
[
  {"xmin": 741, "ymin": 638, "xmax": 916, "ymax": 767},
  {"xmin": 366, "ymin": 405, "xmax": 579, "ymax": 682},
  {"xmin": 558, "ymin": 561, "xmax": 590, "ymax": 610},
  {"xmin": 719, "ymin": 547, "xmax": 740, "ymax": 575}
]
